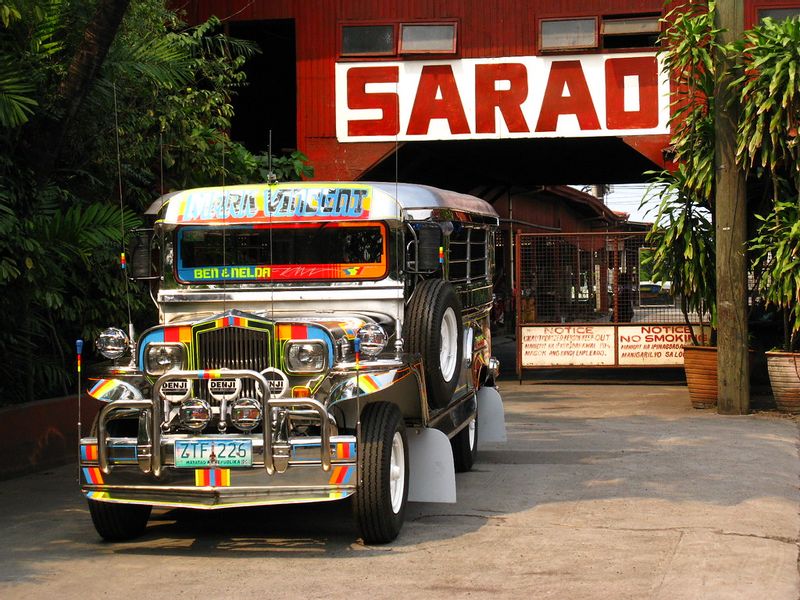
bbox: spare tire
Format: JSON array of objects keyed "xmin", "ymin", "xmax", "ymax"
[{"xmin": 404, "ymin": 280, "xmax": 463, "ymax": 409}]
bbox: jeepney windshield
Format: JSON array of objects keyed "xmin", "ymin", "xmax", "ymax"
[{"xmin": 175, "ymin": 222, "xmax": 387, "ymax": 283}]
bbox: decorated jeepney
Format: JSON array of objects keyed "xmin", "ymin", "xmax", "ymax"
[{"xmin": 81, "ymin": 182, "xmax": 504, "ymax": 544}]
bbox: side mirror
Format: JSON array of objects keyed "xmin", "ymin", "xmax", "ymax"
[
  {"xmin": 129, "ymin": 228, "xmax": 156, "ymax": 280},
  {"xmin": 417, "ymin": 226, "xmax": 442, "ymax": 271}
]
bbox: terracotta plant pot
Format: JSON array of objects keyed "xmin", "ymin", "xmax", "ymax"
[
  {"xmin": 766, "ymin": 351, "xmax": 800, "ymax": 413},
  {"xmin": 683, "ymin": 345, "xmax": 717, "ymax": 409}
]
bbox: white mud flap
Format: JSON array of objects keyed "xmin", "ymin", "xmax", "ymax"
[
  {"xmin": 477, "ymin": 386, "xmax": 507, "ymax": 445},
  {"xmin": 407, "ymin": 428, "xmax": 456, "ymax": 503}
]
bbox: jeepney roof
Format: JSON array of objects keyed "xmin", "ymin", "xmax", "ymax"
[{"xmin": 145, "ymin": 182, "xmax": 498, "ymax": 226}]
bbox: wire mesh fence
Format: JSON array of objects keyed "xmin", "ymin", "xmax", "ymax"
[{"xmin": 516, "ymin": 232, "xmax": 708, "ymax": 325}]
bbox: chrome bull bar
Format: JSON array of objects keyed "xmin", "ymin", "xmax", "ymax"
[{"xmin": 97, "ymin": 369, "xmax": 333, "ymax": 477}]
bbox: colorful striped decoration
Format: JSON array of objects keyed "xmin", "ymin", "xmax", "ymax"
[
  {"xmin": 195, "ymin": 468, "xmax": 231, "ymax": 487},
  {"xmin": 335, "ymin": 442, "xmax": 356, "ymax": 459},
  {"xmin": 88, "ymin": 379, "xmax": 119, "ymax": 400},
  {"xmin": 278, "ymin": 324, "xmax": 309, "ymax": 340},
  {"xmin": 164, "ymin": 326, "xmax": 192, "ymax": 343},
  {"xmin": 81, "ymin": 445, "xmax": 99, "ymax": 461},
  {"xmin": 197, "ymin": 369, "xmax": 222, "ymax": 379},
  {"xmin": 86, "ymin": 491, "xmax": 110, "ymax": 500},
  {"xmin": 328, "ymin": 465, "xmax": 355, "ymax": 485},
  {"xmin": 214, "ymin": 315, "xmax": 246, "ymax": 329},
  {"xmin": 83, "ymin": 467, "xmax": 104, "ymax": 485}
]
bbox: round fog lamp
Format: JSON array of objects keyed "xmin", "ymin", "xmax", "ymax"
[
  {"xmin": 96, "ymin": 327, "xmax": 130, "ymax": 360},
  {"xmin": 356, "ymin": 323, "xmax": 388, "ymax": 359},
  {"xmin": 179, "ymin": 398, "xmax": 211, "ymax": 431},
  {"xmin": 230, "ymin": 398, "xmax": 262, "ymax": 431}
]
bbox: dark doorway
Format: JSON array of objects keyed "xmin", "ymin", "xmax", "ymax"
[{"xmin": 227, "ymin": 19, "xmax": 296, "ymax": 154}]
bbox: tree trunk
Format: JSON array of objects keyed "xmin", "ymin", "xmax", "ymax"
[{"xmin": 32, "ymin": 0, "xmax": 131, "ymax": 185}]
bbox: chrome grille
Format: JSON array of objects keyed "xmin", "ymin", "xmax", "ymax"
[{"xmin": 196, "ymin": 327, "xmax": 271, "ymax": 399}]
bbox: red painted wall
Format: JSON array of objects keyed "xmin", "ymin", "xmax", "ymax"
[{"xmin": 185, "ymin": 0, "xmax": 797, "ymax": 179}]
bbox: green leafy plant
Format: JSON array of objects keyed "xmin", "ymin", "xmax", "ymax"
[
  {"xmin": 750, "ymin": 198, "xmax": 800, "ymax": 351},
  {"xmin": 735, "ymin": 17, "xmax": 800, "ymax": 352},
  {"xmin": 642, "ymin": 0, "xmax": 721, "ymax": 345},
  {"xmin": 0, "ymin": 1, "xmax": 313, "ymax": 404}
]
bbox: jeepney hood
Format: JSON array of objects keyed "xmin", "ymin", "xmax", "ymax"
[{"xmin": 137, "ymin": 308, "xmax": 399, "ymax": 381}]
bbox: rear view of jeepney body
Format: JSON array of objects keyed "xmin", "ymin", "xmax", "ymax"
[{"xmin": 81, "ymin": 182, "xmax": 503, "ymax": 544}]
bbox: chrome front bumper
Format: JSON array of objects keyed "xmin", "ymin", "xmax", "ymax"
[{"xmin": 82, "ymin": 368, "xmax": 355, "ymax": 509}]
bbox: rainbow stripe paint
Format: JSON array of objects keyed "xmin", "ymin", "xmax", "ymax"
[
  {"xmin": 83, "ymin": 467, "xmax": 104, "ymax": 485},
  {"xmin": 335, "ymin": 442, "xmax": 356, "ymax": 459},
  {"xmin": 195, "ymin": 468, "xmax": 231, "ymax": 487},
  {"xmin": 88, "ymin": 379, "xmax": 118, "ymax": 400},
  {"xmin": 328, "ymin": 465, "xmax": 355, "ymax": 485},
  {"xmin": 81, "ymin": 445, "xmax": 99, "ymax": 461}
]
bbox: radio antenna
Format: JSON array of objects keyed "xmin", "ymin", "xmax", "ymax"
[
  {"xmin": 222, "ymin": 133, "xmax": 228, "ymax": 319},
  {"xmin": 267, "ymin": 129, "xmax": 275, "ymax": 322},
  {"xmin": 113, "ymin": 83, "xmax": 135, "ymax": 361}
]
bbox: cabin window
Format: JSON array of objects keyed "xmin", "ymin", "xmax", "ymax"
[
  {"xmin": 601, "ymin": 15, "xmax": 660, "ymax": 49},
  {"xmin": 341, "ymin": 25, "xmax": 395, "ymax": 56},
  {"xmin": 447, "ymin": 226, "xmax": 489, "ymax": 284},
  {"xmin": 399, "ymin": 23, "xmax": 457, "ymax": 54},
  {"xmin": 540, "ymin": 18, "xmax": 598, "ymax": 51}
]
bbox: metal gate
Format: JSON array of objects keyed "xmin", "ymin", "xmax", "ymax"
[{"xmin": 514, "ymin": 231, "xmax": 710, "ymax": 374}]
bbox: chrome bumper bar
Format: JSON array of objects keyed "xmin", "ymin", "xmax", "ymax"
[{"xmin": 97, "ymin": 369, "xmax": 334, "ymax": 477}]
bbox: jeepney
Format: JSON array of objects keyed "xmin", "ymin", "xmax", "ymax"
[{"xmin": 81, "ymin": 182, "xmax": 504, "ymax": 544}]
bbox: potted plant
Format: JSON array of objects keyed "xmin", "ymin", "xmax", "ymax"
[
  {"xmin": 643, "ymin": 2, "xmax": 719, "ymax": 408},
  {"xmin": 750, "ymin": 200, "xmax": 800, "ymax": 411},
  {"xmin": 645, "ymin": 167, "xmax": 717, "ymax": 408},
  {"xmin": 735, "ymin": 17, "xmax": 800, "ymax": 412}
]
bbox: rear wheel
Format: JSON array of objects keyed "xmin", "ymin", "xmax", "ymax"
[
  {"xmin": 88, "ymin": 499, "xmax": 151, "ymax": 542},
  {"xmin": 353, "ymin": 402, "xmax": 409, "ymax": 544},
  {"xmin": 451, "ymin": 404, "xmax": 478, "ymax": 473}
]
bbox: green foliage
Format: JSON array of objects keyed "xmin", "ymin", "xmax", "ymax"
[
  {"xmin": 658, "ymin": 0, "xmax": 722, "ymax": 205},
  {"xmin": 644, "ymin": 166, "xmax": 716, "ymax": 344},
  {"xmin": 734, "ymin": 17, "xmax": 800, "ymax": 185},
  {"xmin": 642, "ymin": 1, "xmax": 721, "ymax": 344},
  {"xmin": 0, "ymin": 1, "xmax": 313, "ymax": 404},
  {"xmin": 750, "ymin": 198, "xmax": 800, "ymax": 350},
  {"xmin": 736, "ymin": 17, "xmax": 800, "ymax": 349}
]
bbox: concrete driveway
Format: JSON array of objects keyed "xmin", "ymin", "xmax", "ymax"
[{"xmin": 1, "ymin": 383, "xmax": 798, "ymax": 599}]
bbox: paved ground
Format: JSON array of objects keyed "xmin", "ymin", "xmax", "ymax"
[{"xmin": 1, "ymin": 383, "xmax": 798, "ymax": 599}]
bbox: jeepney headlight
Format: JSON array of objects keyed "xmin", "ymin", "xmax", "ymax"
[
  {"xmin": 145, "ymin": 343, "xmax": 185, "ymax": 375},
  {"xmin": 96, "ymin": 327, "xmax": 130, "ymax": 360},
  {"xmin": 230, "ymin": 398, "xmax": 262, "ymax": 431},
  {"xmin": 356, "ymin": 323, "xmax": 387, "ymax": 359},
  {"xmin": 285, "ymin": 340, "xmax": 327, "ymax": 373},
  {"xmin": 179, "ymin": 398, "xmax": 211, "ymax": 431}
]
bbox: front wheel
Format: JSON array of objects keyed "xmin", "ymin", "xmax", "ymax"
[
  {"xmin": 353, "ymin": 402, "xmax": 409, "ymax": 544},
  {"xmin": 88, "ymin": 499, "xmax": 151, "ymax": 542}
]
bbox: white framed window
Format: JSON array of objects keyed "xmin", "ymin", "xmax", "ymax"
[
  {"xmin": 341, "ymin": 25, "xmax": 395, "ymax": 56},
  {"xmin": 540, "ymin": 17, "xmax": 598, "ymax": 51},
  {"xmin": 602, "ymin": 15, "xmax": 660, "ymax": 49},
  {"xmin": 399, "ymin": 23, "xmax": 457, "ymax": 54}
]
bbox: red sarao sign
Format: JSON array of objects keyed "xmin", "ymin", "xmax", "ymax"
[{"xmin": 335, "ymin": 53, "xmax": 669, "ymax": 142}]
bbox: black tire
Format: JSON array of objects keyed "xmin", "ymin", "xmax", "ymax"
[
  {"xmin": 404, "ymin": 280, "xmax": 463, "ymax": 409},
  {"xmin": 353, "ymin": 402, "xmax": 409, "ymax": 544},
  {"xmin": 88, "ymin": 499, "xmax": 151, "ymax": 542},
  {"xmin": 451, "ymin": 405, "xmax": 478, "ymax": 473}
]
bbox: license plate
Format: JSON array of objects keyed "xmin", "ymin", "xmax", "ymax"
[{"xmin": 174, "ymin": 439, "xmax": 252, "ymax": 468}]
